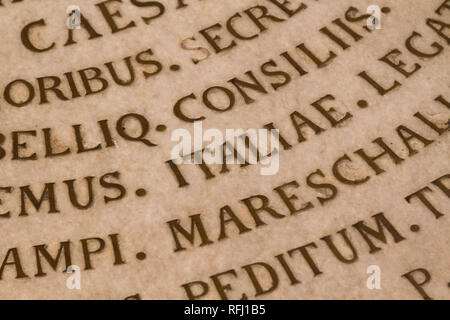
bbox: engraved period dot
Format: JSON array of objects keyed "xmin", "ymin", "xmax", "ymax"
[
  {"xmin": 136, "ymin": 252, "xmax": 147, "ymax": 260},
  {"xmin": 135, "ymin": 188, "xmax": 147, "ymax": 197},
  {"xmin": 357, "ymin": 100, "xmax": 368, "ymax": 108},
  {"xmin": 156, "ymin": 124, "xmax": 167, "ymax": 132},
  {"xmin": 170, "ymin": 64, "xmax": 180, "ymax": 71},
  {"xmin": 381, "ymin": 7, "xmax": 391, "ymax": 14},
  {"xmin": 410, "ymin": 224, "xmax": 420, "ymax": 232}
]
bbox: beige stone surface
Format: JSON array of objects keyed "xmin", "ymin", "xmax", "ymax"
[{"xmin": 0, "ymin": 0, "xmax": 448, "ymax": 299}]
